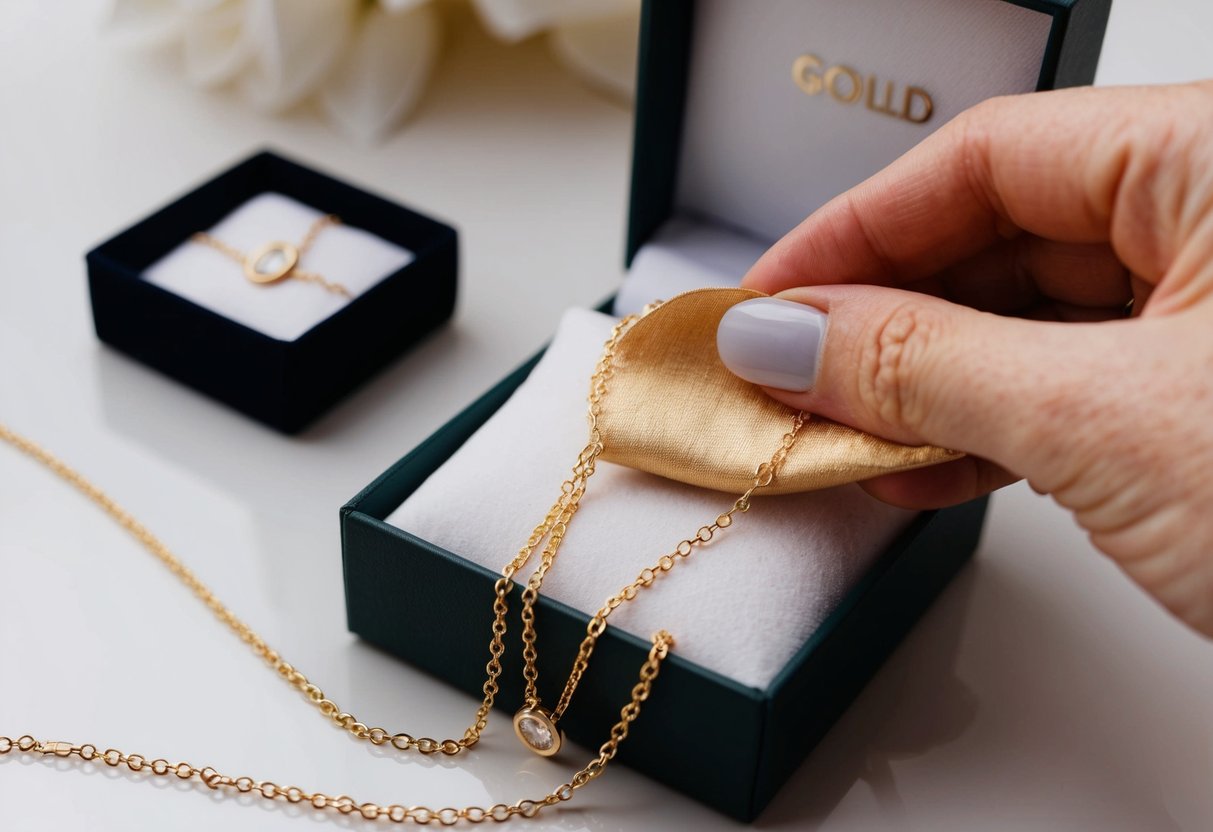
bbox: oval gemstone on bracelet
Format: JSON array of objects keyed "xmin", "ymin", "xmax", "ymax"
[{"xmin": 243, "ymin": 241, "xmax": 299, "ymax": 284}]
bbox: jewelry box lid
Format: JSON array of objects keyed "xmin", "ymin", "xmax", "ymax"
[{"xmin": 626, "ymin": 0, "xmax": 1113, "ymax": 262}]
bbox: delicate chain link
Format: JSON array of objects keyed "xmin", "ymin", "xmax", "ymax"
[
  {"xmin": 0, "ymin": 420, "xmax": 675, "ymax": 822},
  {"xmin": 510, "ymin": 314, "xmax": 637, "ymax": 708},
  {"xmin": 0, "ymin": 631, "xmax": 673, "ymax": 825},
  {"xmin": 191, "ymin": 213, "xmax": 351, "ymax": 297},
  {"xmin": 287, "ymin": 266, "xmax": 352, "ymax": 296},
  {"xmin": 510, "ymin": 304, "xmax": 808, "ymax": 724},
  {"xmin": 297, "ymin": 214, "xmax": 341, "ymax": 255},
  {"xmin": 0, "ymin": 422, "xmax": 497, "ymax": 756},
  {"xmin": 189, "ymin": 232, "xmax": 245, "ymax": 262},
  {"xmin": 0, "ymin": 298, "xmax": 806, "ymax": 822},
  {"xmin": 550, "ymin": 412, "xmax": 806, "ymax": 721}
]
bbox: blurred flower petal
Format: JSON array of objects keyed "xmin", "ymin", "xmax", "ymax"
[
  {"xmin": 239, "ymin": 0, "xmax": 359, "ymax": 112},
  {"xmin": 105, "ymin": 0, "xmax": 191, "ymax": 46},
  {"xmin": 378, "ymin": 0, "xmax": 430, "ymax": 13},
  {"xmin": 472, "ymin": 0, "xmax": 634, "ymax": 43},
  {"xmin": 320, "ymin": 2, "xmax": 440, "ymax": 144},
  {"xmin": 182, "ymin": 0, "xmax": 252, "ymax": 87},
  {"xmin": 549, "ymin": 2, "xmax": 639, "ymax": 103}
]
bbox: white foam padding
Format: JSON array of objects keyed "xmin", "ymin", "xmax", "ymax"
[
  {"xmin": 143, "ymin": 192, "xmax": 415, "ymax": 342},
  {"xmin": 613, "ymin": 215, "xmax": 769, "ymax": 316},
  {"xmin": 387, "ymin": 307, "xmax": 916, "ymax": 689},
  {"xmin": 677, "ymin": 0, "xmax": 1054, "ymax": 242}
]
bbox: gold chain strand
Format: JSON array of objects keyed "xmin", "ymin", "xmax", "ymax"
[
  {"xmin": 0, "ymin": 422, "xmax": 675, "ymax": 821},
  {"xmin": 0, "ymin": 631, "xmax": 674, "ymax": 825},
  {"xmin": 550, "ymin": 411, "xmax": 806, "ymax": 721},
  {"xmin": 511, "ymin": 304, "xmax": 808, "ymax": 729},
  {"xmin": 189, "ymin": 232, "xmax": 244, "ymax": 262},
  {"xmin": 512, "ymin": 314, "xmax": 638, "ymax": 709},
  {"xmin": 0, "ymin": 423, "xmax": 499, "ymax": 756},
  {"xmin": 0, "ymin": 301, "xmax": 804, "ymax": 818},
  {"xmin": 297, "ymin": 213, "xmax": 341, "ymax": 254},
  {"xmin": 191, "ymin": 213, "xmax": 351, "ymax": 297},
  {"xmin": 285, "ymin": 265, "xmax": 352, "ymax": 296},
  {"xmin": 0, "ymin": 311, "xmax": 639, "ymax": 760}
]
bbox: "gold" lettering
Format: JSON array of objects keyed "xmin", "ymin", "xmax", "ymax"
[{"xmin": 792, "ymin": 53, "xmax": 933, "ymax": 125}]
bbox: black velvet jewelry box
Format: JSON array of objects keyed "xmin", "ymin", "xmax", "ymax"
[
  {"xmin": 341, "ymin": 0, "xmax": 1110, "ymax": 820},
  {"xmin": 86, "ymin": 150, "xmax": 457, "ymax": 434}
]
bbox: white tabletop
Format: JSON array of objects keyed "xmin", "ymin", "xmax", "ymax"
[{"xmin": 1, "ymin": 2, "xmax": 1210, "ymax": 830}]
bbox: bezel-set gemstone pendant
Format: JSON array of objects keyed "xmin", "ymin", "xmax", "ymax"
[
  {"xmin": 243, "ymin": 241, "xmax": 299, "ymax": 284},
  {"xmin": 513, "ymin": 705, "xmax": 561, "ymax": 757}
]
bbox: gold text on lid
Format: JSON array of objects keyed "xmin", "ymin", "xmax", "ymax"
[{"xmin": 792, "ymin": 53, "xmax": 933, "ymax": 125}]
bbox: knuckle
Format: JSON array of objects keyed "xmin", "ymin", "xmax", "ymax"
[
  {"xmin": 857, "ymin": 302, "xmax": 940, "ymax": 432},
  {"xmin": 951, "ymin": 95, "xmax": 1014, "ymax": 147},
  {"xmin": 957, "ymin": 94, "xmax": 1010, "ymax": 127}
]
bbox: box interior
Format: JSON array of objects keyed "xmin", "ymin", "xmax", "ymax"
[
  {"xmin": 678, "ymin": 0, "xmax": 1054, "ymax": 242},
  {"xmin": 622, "ymin": 0, "xmax": 1065, "ymax": 310},
  {"xmin": 89, "ymin": 151, "xmax": 455, "ymax": 347},
  {"xmin": 143, "ymin": 192, "xmax": 415, "ymax": 342},
  {"xmin": 383, "ymin": 305, "xmax": 921, "ymax": 690},
  {"xmin": 342, "ymin": 338, "xmax": 987, "ymax": 819},
  {"xmin": 87, "ymin": 150, "xmax": 458, "ymax": 432}
]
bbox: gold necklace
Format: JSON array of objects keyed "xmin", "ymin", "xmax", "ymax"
[
  {"xmin": 0, "ymin": 311, "xmax": 805, "ymax": 823},
  {"xmin": 191, "ymin": 213, "xmax": 351, "ymax": 297},
  {"xmin": 508, "ymin": 313, "xmax": 807, "ymax": 755}
]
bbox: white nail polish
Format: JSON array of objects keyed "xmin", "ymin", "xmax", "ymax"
[{"xmin": 716, "ymin": 298, "xmax": 827, "ymax": 391}]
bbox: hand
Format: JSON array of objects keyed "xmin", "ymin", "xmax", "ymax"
[{"xmin": 716, "ymin": 83, "xmax": 1213, "ymax": 637}]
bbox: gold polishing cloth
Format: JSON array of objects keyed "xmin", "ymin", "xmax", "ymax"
[{"xmin": 597, "ymin": 288, "xmax": 960, "ymax": 495}]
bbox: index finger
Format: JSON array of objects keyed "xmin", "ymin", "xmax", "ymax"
[{"xmin": 743, "ymin": 83, "xmax": 1204, "ymax": 295}]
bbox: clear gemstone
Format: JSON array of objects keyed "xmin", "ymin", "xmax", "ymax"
[
  {"xmin": 517, "ymin": 715, "xmax": 554, "ymax": 751},
  {"xmin": 254, "ymin": 247, "xmax": 288, "ymax": 276}
]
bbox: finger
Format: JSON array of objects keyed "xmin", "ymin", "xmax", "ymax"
[
  {"xmin": 715, "ymin": 288, "xmax": 1123, "ymax": 477},
  {"xmin": 1022, "ymin": 302, "xmax": 1129, "ymax": 323},
  {"xmin": 1130, "ymin": 274, "xmax": 1154, "ymax": 316},
  {"xmin": 744, "ymin": 83, "xmax": 1211, "ymax": 296},
  {"xmin": 897, "ymin": 236, "xmax": 1131, "ymax": 314},
  {"xmin": 1015, "ymin": 239, "xmax": 1132, "ymax": 307},
  {"xmin": 858, "ymin": 456, "xmax": 1020, "ymax": 510},
  {"xmin": 934, "ymin": 237, "xmax": 1130, "ymax": 313}
]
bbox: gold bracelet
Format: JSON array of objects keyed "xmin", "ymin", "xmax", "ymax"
[{"xmin": 191, "ymin": 213, "xmax": 351, "ymax": 297}]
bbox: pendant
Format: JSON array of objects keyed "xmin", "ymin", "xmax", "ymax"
[
  {"xmin": 243, "ymin": 241, "xmax": 299, "ymax": 285},
  {"xmin": 513, "ymin": 705, "xmax": 561, "ymax": 757}
]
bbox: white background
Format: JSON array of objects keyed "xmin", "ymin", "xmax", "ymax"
[{"xmin": 1, "ymin": 2, "xmax": 1211, "ymax": 830}]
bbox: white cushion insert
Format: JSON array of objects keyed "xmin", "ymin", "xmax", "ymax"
[
  {"xmin": 387, "ymin": 307, "xmax": 916, "ymax": 689},
  {"xmin": 143, "ymin": 192, "xmax": 414, "ymax": 342}
]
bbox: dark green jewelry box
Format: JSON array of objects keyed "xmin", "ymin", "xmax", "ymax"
[{"xmin": 341, "ymin": 0, "xmax": 1110, "ymax": 820}]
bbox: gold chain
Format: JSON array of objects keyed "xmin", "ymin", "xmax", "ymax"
[
  {"xmin": 0, "ymin": 420, "xmax": 674, "ymax": 823},
  {"xmin": 514, "ymin": 314, "xmax": 631, "ymax": 710},
  {"xmin": 550, "ymin": 411, "xmax": 805, "ymax": 721},
  {"xmin": 0, "ymin": 422, "xmax": 497, "ymax": 755},
  {"xmin": 191, "ymin": 213, "xmax": 351, "ymax": 297},
  {"xmin": 510, "ymin": 308, "xmax": 807, "ymax": 727},
  {"xmin": 0, "ymin": 631, "xmax": 672, "ymax": 825},
  {"xmin": 0, "ymin": 303, "xmax": 807, "ymax": 822}
]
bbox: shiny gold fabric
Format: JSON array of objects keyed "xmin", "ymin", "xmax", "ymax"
[{"xmin": 598, "ymin": 288, "xmax": 959, "ymax": 495}]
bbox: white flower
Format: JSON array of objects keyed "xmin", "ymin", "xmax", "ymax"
[
  {"xmin": 106, "ymin": 0, "xmax": 639, "ymax": 143},
  {"xmin": 473, "ymin": 0, "xmax": 642, "ymax": 102}
]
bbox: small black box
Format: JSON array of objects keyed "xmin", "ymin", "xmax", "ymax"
[{"xmin": 87, "ymin": 150, "xmax": 457, "ymax": 434}]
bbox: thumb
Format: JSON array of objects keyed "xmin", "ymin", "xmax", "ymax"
[{"xmin": 715, "ymin": 286, "xmax": 1108, "ymax": 484}]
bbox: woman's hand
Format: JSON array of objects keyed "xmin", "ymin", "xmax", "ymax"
[{"xmin": 716, "ymin": 82, "xmax": 1213, "ymax": 637}]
